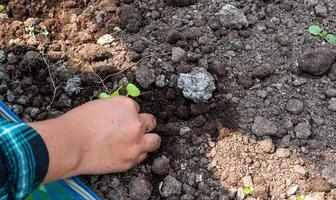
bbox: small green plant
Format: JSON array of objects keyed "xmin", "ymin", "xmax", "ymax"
[
  {"xmin": 242, "ymin": 187, "xmax": 254, "ymax": 196},
  {"xmin": 0, "ymin": 4, "xmax": 5, "ymax": 12},
  {"xmin": 42, "ymin": 29, "xmax": 49, "ymax": 37},
  {"xmin": 98, "ymin": 83, "xmax": 141, "ymax": 99},
  {"xmin": 28, "ymin": 23, "xmax": 36, "ymax": 40},
  {"xmin": 308, "ymin": 25, "xmax": 336, "ymax": 45},
  {"xmin": 113, "ymin": 26, "xmax": 122, "ymax": 33},
  {"xmin": 296, "ymin": 195, "xmax": 305, "ymax": 200}
]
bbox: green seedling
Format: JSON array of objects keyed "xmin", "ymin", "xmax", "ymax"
[
  {"xmin": 111, "ymin": 86, "xmax": 122, "ymax": 97},
  {"xmin": 308, "ymin": 25, "xmax": 336, "ymax": 45},
  {"xmin": 98, "ymin": 83, "xmax": 141, "ymax": 99},
  {"xmin": 296, "ymin": 195, "xmax": 305, "ymax": 200},
  {"xmin": 308, "ymin": 25, "xmax": 322, "ymax": 36},
  {"xmin": 126, "ymin": 83, "xmax": 140, "ymax": 97},
  {"xmin": 113, "ymin": 26, "xmax": 121, "ymax": 33},
  {"xmin": 242, "ymin": 187, "xmax": 254, "ymax": 196},
  {"xmin": 28, "ymin": 23, "xmax": 36, "ymax": 40},
  {"xmin": 99, "ymin": 92, "xmax": 110, "ymax": 99},
  {"xmin": 0, "ymin": 4, "xmax": 5, "ymax": 12},
  {"xmin": 42, "ymin": 29, "xmax": 49, "ymax": 37}
]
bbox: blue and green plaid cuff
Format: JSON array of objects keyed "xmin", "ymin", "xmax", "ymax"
[{"xmin": 0, "ymin": 119, "xmax": 49, "ymax": 200}]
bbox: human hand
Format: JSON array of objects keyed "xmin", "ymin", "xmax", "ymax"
[{"xmin": 30, "ymin": 96, "xmax": 160, "ymax": 182}]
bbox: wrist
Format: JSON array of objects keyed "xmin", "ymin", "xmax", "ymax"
[{"xmin": 29, "ymin": 117, "xmax": 83, "ymax": 182}]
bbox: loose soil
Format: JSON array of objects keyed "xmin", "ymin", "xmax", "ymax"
[{"xmin": 1, "ymin": 0, "xmax": 336, "ymax": 199}]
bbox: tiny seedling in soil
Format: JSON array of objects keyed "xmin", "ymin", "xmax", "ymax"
[
  {"xmin": 308, "ymin": 25, "xmax": 336, "ymax": 45},
  {"xmin": 113, "ymin": 26, "xmax": 122, "ymax": 33},
  {"xmin": 28, "ymin": 23, "xmax": 36, "ymax": 40},
  {"xmin": 242, "ymin": 187, "xmax": 254, "ymax": 196},
  {"xmin": 98, "ymin": 83, "xmax": 141, "ymax": 99},
  {"xmin": 296, "ymin": 195, "xmax": 305, "ymax": 200},
  {"xmin": 0, "ymin": 4, "xmax": 5, "ymax": 12}
]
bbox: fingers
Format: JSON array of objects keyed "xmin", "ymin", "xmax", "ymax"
[
  {"xmin": 136, "ymin": 153, "xmax": 147, "ymax": 164},
  {"xmin": 141, "ymin": 134, "xmax": 161, "ymax": 153},
  {"xmin": 139, "ymin": 113, "xmax": 157, "ymax": 132}
]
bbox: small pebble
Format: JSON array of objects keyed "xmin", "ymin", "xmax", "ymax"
[
  {"xmin": 327, "ymin": 98, "xmax": 336, "ymax": 112},
  {"xmin": 276, "ymin": 148, "xmax": 291, "ymax": 158},
  {"xmin": 97, "ymin": 34, "xmax": 115, "ymax": 45},
  {"xmin": 0, "ymin": 50, "xmax": 6, "ymax": 63},
  {"xmin": 286, "ymin": 99, "xmax": 304, "ymax": 115}
]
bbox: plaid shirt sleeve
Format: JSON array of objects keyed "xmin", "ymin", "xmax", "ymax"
[{"xmin": 0, "ymin": 118, "xmax": 49, "ymax": 200}]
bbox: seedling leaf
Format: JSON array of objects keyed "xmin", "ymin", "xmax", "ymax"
[
  {"xmin": 99, "ymin": 92, "xmax": 110, "ymax": 99},
  {"xmin": 0, "ymin": 4, "xmax": 5, "ymax": 12},
  {"xmin": 113, "ymin": 26, "xmax": 121, "ymax": 33},
  {"xmin": 126, "ymin": 83, "xmax": 141, "ymax": 97},
  {"xmin": 111, "ymin": 86, "xmax": 123, "ymax": 97},
  {"xmin": 308, "ymin": 25, "xmax": 322, "ymax": 36},
  {"xmin": 242, "ymin": 187, "xmax": 254, "ymax": 195},
  {"xmin": 325, "ymin": 34, "xmax": 336, "ymax": 45},
  {"xmin": 296, "ymin": 195, "xmax": 305, "ymax": 200},
  {"xmin": 319, "ymin": 31, "xmax": 328, "ymax": 38},
  {"xmin": 111, "ymin": 90, "xmax": 119, "ymax": 97}
]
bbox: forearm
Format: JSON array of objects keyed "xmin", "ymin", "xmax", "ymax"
[{"xmin": 29, "ymin": 117, "xmax": 83, "ymax": 183}]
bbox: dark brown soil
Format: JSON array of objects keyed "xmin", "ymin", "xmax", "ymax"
[{"xmin": 1, "ymin": 0, "xmax": 336, "ymax": 199}]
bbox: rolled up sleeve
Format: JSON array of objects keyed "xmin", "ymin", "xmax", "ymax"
[{"xmin": 0, "ymin": 119, "xmax": 49, "ymax": 200}]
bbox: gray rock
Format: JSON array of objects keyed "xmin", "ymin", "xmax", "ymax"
[
  {"xmin": 217, "ymin": 4, "xmax": 249, "ymax": 29},
  {"xmin": 322, "ymin": 165, "xmax": 336, "ymax": 185},
  {"xmin": 0, "ymin": 50, "xmax": 6, "ymax": 63},
  {"xmin": 281, "ymin": 135, "xmax": 291, "ymax": 147},
  {"xmin": 306, "ymin": 0, "xmax": 318, "ymax": 8},
  {"xmin": 155, "ymin": 75, "xmax": 167, "ymax": 88},
  {"xmin": 315, "ymin": 4, "xmax": 328, "ymax": 17},
  {"xmin": 166, "ymin": 30, "xmax": 183, "ymax": 44},
  {"xmin": 0, "ymin": 84, "xmax": 7, "ymax": 94},
  {"xmin": 177, "ymin": 67, "xmax": 216, "ymax": 103},
  {"xmin": 256, "ymin": 90, "xmax": 268, "ymax": 99},
  {"xmin": 64, "ymin": 77, "xmax": 81, "ymax": 96},
  {"xmin": 325, "ymin": 88, "xmax": 336, "ymax": 97},
  {"xmin": 276, "ymin": 148, "xmax": 291, "ymax": 158},
  {"xmin": 257, "ymin": 138, "xmax": 275, "ymax": 153},
  {"xmin": 17, "ymin": 95, "xmax": 29, "ymax": 106},
  {"xmin": 135, "ymin": 66, "xmax": 155, "ymax": 89},
  {"xmin": 251, "ymin": 64, "xmax": 274, "ymax": 79},
  {"xmin": 128, "ymin": 176, "xmax": 152, "ymax": 200},
  {"xmin": 327, "ymin": 98, "xmax": 336, "ymax": 111},
  {"xmin": 286, "ymin": 99, "xmax": 304, "ymax": 115},
  {"xmin": 298, "ymin": 48, "xmax": 336, "ymax": 76},
  {"xmin": 13, "ymin": 105, "xmax": 24, "ymax": 115},
  {"xmin": 7, "ymin": 53, "xmax": 17, "ymax": 64},
  {"xmin": 58, "ymin": 94, "xmax": 72, "ymax": 108},
  {"xmin": 179, "ymin": 126, "xmax": 191, "ymax": 136},
  {"xmin": 97, "ymin": 34, "xmax": 115, "ymax": 45},
  {"xmin": 180, "ymin": 194, "xmax": 194, "ymax": 200},
  {"xmin": 131, "ymin": 40, "xmax": 147, "ymax": 53},
  {"xmin": 6, "ymin": 90, "xmax": 15, "ymax": 103},
  {"xmin": 30, "ymin": 108, "xmax": 40, "ymax": 118},
  {"xmin": 120, "ymin": 5, "xmax": 142, "ymax": 33},
  {"xmin": 251, "ymin": 116, "xmax": 278, "ymax": 137},
  {"xmin": 160, "ymin": 175, "xmax": 182, "ymax": 198},
  {"xmin": 294, "ymin": 122, "xmax": 311, "ymax": 139},
  {"xmin": 152, "ymin": 155, "xmax": 170, "ymax": 175},
  {"xmin": 171, "ymin": 47, "xmax": 186, "ymax": 62},
  {"xmin": 287, "ymin": 184, "xmax": 299, "ymax": 195}
]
